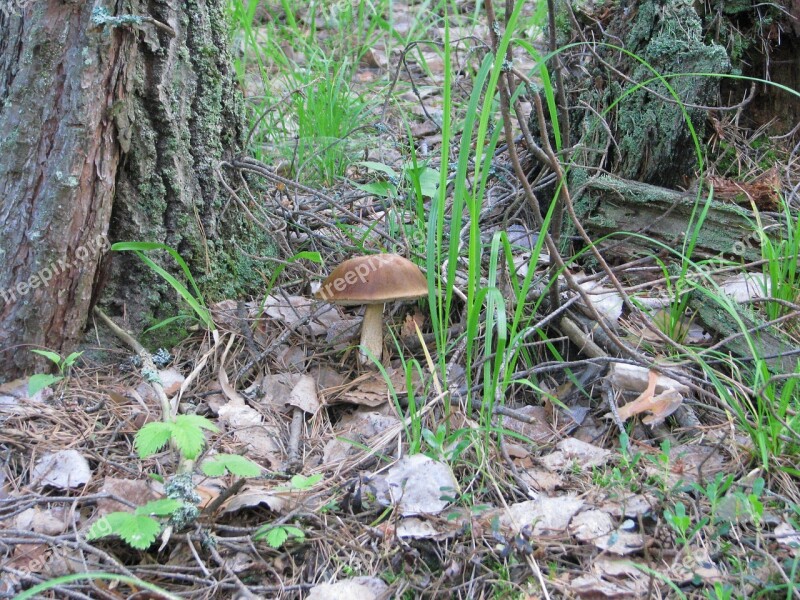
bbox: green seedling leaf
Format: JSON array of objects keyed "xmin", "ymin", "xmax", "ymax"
[
  {"xmin": 30, "ymin": 349, "xmax": 63, "ymax": 364},
  {"xmin": 355, "ymin": 160, "xmax": 399, "ymax": 178},
  {"xmin": 28, "ymin": 374, "xmax": 63, "ymax": 397},
  {"xmin": 264, "ymin": 526, "xmax": 288, "ymax": 548},
  {"xmin": 135, "ymin": 498, "xmax": 183, "ymax": 517},
  {"xmin": 143, "ymin": 315, "xmax": 191, "ymax": 333},
  {"xmin": 135, "ymin": 422, "xmax": 175, "ymax": 458},
  {"xmin": 405, "ymin": 165, "xmax": 440, "ymax": 199},
  {"xmin": 171, "ymin": 415, "xmax": 217, "ymax": 460},
  {"xmin": 63, "ymin": 351, "xmax": 84, "ymax": 368},
  {"xmin": 352, "ymin": 180, "xmax": 395, "ymax": 197},
  {"xmin": 287, "ymin": 473, "xmax": 323, "ymax": 490},
  {"xmin": 86, "ymin": 512, "xmax": 161, "ymax": 550},
  {"xmin": 201, "ymin": 454, "xmax": 262, "ymax": 477},
  {"xmin": 118, "ymin": 514, "xmax": 162, "ymax": 550},
  {"xmin": 111, "ymin": 242, "xmax": 214, "ymax": 330},
  {"xmin": 253, "ymin": 524, "xmax": 306, "ymax": 549}
]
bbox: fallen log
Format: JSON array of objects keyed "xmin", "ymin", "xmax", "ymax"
[{"xmin": 574, "ymin": 175, "xmax": 777, "ymax": 263}]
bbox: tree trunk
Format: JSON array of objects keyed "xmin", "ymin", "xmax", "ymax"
[
  {"xmin": 563, "ymin": 0, "xmax": 731, "ymax": 189},
  {"xmin": 0, "ymin": 1, "xmax": 271, "ymax": 380}
]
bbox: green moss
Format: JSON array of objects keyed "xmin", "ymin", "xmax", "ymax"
[
  {"xmin": 611, "ymin": 0, "xmax": 730, "ymax": 186},
  {"xmin": 140, "ymin": 317, "xmax": 193, "ymax": 351}
]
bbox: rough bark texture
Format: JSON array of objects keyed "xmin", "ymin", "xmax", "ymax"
[
  {"xmin": 565, "ymin": 0, "xmax": 730, "ymax": 189},
  {"xmin": 0, "ymin": 0, "xmax": 272, "ymax": 379},
  {"xmin": 711, "ymin": 0, "xmax": 800, "ymax": 137},
  {"xmin": 0, "ymin": 1, "xmax": 128, "ymax": 377},
  {"xmin": 101, "ymin": 0, "xmax": 273, "ymax": 339}
]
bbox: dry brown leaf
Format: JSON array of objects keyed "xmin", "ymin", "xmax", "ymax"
[
  {"xmin": 501, "ymin": 405, "xmax": 557, "ymax": 445},
  {"xmin": 608, "ymin": 363, "xmax": 689, "ymax": 395},
  {"xmin": 96, "ymin": 478, "xmax": 162, "ymax": 516},
  {"xmin": 322, "ymin": 367, "xmax": 408, "ymax": 407},
  {"xmin": 286, "ymin": 374, "xmax": 319, "ymax": 414},
  {"xmin": 221, "ymin": 486, "xmax": 289, "ymax": 514},
  {"xmin": 485, "ymin": 496, "xmax": 585, "ymax": 536},
  {"xmin": 263, "ymin": 294, "xmax": 341, "ymax": 336},
  {"xmin": 375, "ymin": 454, "xmax": 459, "ymax": 517},
  {"xmin": 307, "ymin": 577, "xmax": 388, "ymax": 600}
]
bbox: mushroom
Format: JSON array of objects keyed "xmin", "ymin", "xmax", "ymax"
[{"xmin": 315, "ymin": 254, "xmax": 427, "ymax": 365}]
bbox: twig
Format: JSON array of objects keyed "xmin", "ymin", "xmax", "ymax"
[
  {"xmin": 202, "ymin": 478, "xmax": 247, "ymax": 517},
  {"xmin": 92, "ymin": 307, "xmax": 171, "ymax": 419},
  {"xmin": 287, "ymin": 407, "xmax": 304, "ymax": 473}
]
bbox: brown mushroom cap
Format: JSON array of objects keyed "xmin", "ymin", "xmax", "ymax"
[{"xmin": 315, "ymin": 254, "xmax": 427, "ymax": 305}]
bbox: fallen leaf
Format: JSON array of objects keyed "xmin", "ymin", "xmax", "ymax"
[
  {"xmin": 719, "ymin": 273, "xmax": 767, "ymax": 302},
  {"xmin": 486, "ymin": 496, "xmax": 585, "ymax": 536},
  {"xmin": 570, "ymin": 510, "xmax": 644, "ymax": 555},
  {"xmin": 372, "ymin": 454, "xmax": 459, "ymax": 516},
  {"xmin": 775, "ymin": 521, "xmax": 800, "ymax": 555},
  {"xmin": 286, "ymin": 375, "xmax": 319, "ymax": 414},
  {"xmin": 607, "ymin": 363, "xmax": 689, "ymax": 395},
  {"xmin": 217, "ymin": 401, "xmax": 282, "ymax": 466},
  {"xmin": 14, "ymin": 508, "xmax": 67, "ymax": 535},
  {"xmin": 322, "ymin": 367, "xmax": 409, "ymax": 407},
  {"xmin": 396, "ymin": 516, "xmax": 461, "ymax": 540},
  {"xmin": 322, "ymin": 410, "xmax": 399, "ymax": 465},
  {"xmin": 31, "ymin": 450, "xmax": 91, "ymax": 489},
  {"xmin": 307, "ymin": 577, "xmax": 388, "ymax": 600},
  {"xmin": 221, "ymin": 486, "xmax": 288, "ymax": 514},
  {"xmin": 539, "ymin": 438, "xmax": 612, "ymax": 471},
  {"xmin": 263, "ymin": 294, "xmax": 341, "ymax": 336},
  {"xmin": 96, "ymin": 478, "xmax": 162, "ymax": 515},
  {"xmin": 578, "ymin": 280, "xmax": 624, "ymax": 324},
  {"xmin": 501, "ymin": 406, "xmax": 558, "ymax": 445}
]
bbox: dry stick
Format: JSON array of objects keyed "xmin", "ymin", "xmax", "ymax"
[
  {"xmin": 496, "ymin": 56, "xmax": 649, "ymax": 365},
  {"xmin": 234, "ymin": 301, "xmax": 331, "ymax": 382},
  {"xmin": 530, "ymin": 93, "xmax": 689, "ymax": 362},
  {"xmin": 227, "ymin": 157, "xmax": 401, "ymax": 248},
  {"xmin": 287, "ymin": 407, "xmax": 304, "ymax": 473},
  {"xmin": 206, "ymin": 540, "xmax": 260, "ymax": 600},
  {"xmin": 202, "ymin": 478, "xmax": 247, "ymax": 518},
  {"xmin": 546, "ymin": 0, "xmax": 570, "ymax": 151},
  {"xmin": 93, "ymin": 307, "xmax": 171, "ymax": 419}
]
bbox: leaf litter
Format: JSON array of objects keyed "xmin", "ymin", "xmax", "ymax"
[{"xmin": 2, "ymin": 1, "xmax": 799, "ymax": 598}]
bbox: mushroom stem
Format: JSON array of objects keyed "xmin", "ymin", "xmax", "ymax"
[{"xmin": 359, "ymin": 303, "xmax": 385, "ymax": 365}]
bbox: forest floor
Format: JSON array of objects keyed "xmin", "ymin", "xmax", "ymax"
[{"xmin": 2, "ymin": 1, "xmax": 800, "ymax": 599}]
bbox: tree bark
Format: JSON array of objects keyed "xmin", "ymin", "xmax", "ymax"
[{"xmin": 0, "ymin": 1, "xmax": 270, "ymax": 379}]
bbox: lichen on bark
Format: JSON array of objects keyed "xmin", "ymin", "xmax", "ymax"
[
  {"xmin": 102, "ymin": 0, "xmax": 276, "ymax": 338},
  {"xmin": 566, "ymin": 0, "xmax": 731, "ymax": 189}
]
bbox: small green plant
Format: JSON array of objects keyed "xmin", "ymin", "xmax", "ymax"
[
  {"xmin": 756, "ymin": 201, "xmax": 800, "ymax": 321},
  {"xmin": 663, "ymin": 501, "xmax": 708, "ymax": 546},
  {"xmin": 422, "ymin": 423, "xmax": 471, "ymax": 463},
  {"xmin": 352, "ymin": 160, "xmax": 440, "ymax": 201},
  {"xmin": 251, "ymin": 474, "xmax": 321, "ymax": 550},
  {"xmin": 253, "ymin": 523, "xmax": 306, "ymax": 549},
  {"xmin": 704, "ymin": 582, "xmax": 734, "ymax": 600},
  {"xmin": 278, "ymin": 473, "xmax": 324, "ymax": 491},
  {"xmin": 594, "ymin": 433, "xmax": 644, "ymax": 491},
  {"xmin": 86, "ymin": 415, "xmax": 261, "ymax": 550},
  {"xmin": 28, "ymin": 349, "xmax": 83, "ymax": 396},
  {"xmin": 110, "ymin": 242, "xmax": 216, "ymax": 336},
  {"xmin": 290, "ymin": 58, "xmax": 368, "ymax": 185}
]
